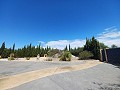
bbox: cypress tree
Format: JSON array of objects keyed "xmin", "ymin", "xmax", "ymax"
[
  {"xmin": 64, "ymin": 45, "xmax": 68, "ymax": 51},
  {"xmin": 12, "ymin": 43, "xmax": 15, "ymax": 53},
  {"xmin": 0, "ymin": 42, "xmax": 5, "ymax": 57},
  {"xmin": 69, "ymin": 44, "xmax": 71, "ymax": 51},
  {"xmin": 23, "ymin": 45, "xmax": 27, "ymax": 57},
  {"xmin": 83, "ymin": 37, "xmax": 100, "ymax": 60},
  {"xmin": 91, "ymin": 36, "xmax": 100, "ymax": 59},
  {"xmin": 29, "ymin": 43, "xmax": 32, "ymax": 57}
]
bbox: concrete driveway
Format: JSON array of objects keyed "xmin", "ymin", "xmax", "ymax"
[
  {"xmin": 0, "ymin": 60, "xmax": 120, "ymax": 90},
  {"xmin": 0, "ymin": 60, "xmax": 86, "ymax": 78}
]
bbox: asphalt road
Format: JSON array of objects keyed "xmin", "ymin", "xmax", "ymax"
[
  {"xmin": 0, "ymin": 60, "xmax": 85, "ymax": 78},
  {"xmin": 9, "ymin": 62, "xmax": 120, "ymax": 90}
]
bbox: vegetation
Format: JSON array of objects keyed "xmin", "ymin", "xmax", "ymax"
[
  {"xmin": 26, "ymin": 57, "xmax": 30, "ymax": 60},
  {"xmin": 63, "ymin": 44, "xmax": 84, "ymax": 57},
  {"xmin": 99, "ymin": 43, "xmax": 109, "ymax": 49},
  {"xmin": 48, "ymin": 49, "xmax": 60, "ymax": 57},
  {"xmin": 79, "ymin": 51, "xmax": 93, "ymax": 60},
  {"xmin": 0, "ymin": 37, "xmax": 113, "ymax": 61},
  {"xmin": 0, "ymin": 42, "xmax": 51, "ymax": 58},
  {"xmin": 8, "ymin": 57, "xmax": 15, "ymax": 60},
  {"xmin": 60, "ymin": 51, "xmax": 72, "ymax": 61},
  {"xmin": 64, "ymin": 45, "xmax": 68, "ymax": 51},
  {"xmin": 10, "ymin": 53, "xmax": 14, "ymax": 57},
  {"xmin": 83, "ymin": 37, "xmax": 100, "ymax": 60},
  {"xmin": 0, "ymin": 42, "xmax": 5, "ymax": 58},
  {"xmin": 8, "ymin": 53, "xmax": 15, "ymax": 60},
  {"xmin": 70, "ymin": 47, "xmax": 83, "ymax": 57},
  {"xmin": 111, "ymin": 44, "xmax": 118, "ymax": 48}
]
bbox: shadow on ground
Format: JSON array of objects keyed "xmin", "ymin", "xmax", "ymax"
[
  {"xmin": 87, "ymin": 82, "xmax": 120, "ymax": 90},
  {"xmin": 109, "ymin": 62, "xmax": 120, "ymax": 69}
]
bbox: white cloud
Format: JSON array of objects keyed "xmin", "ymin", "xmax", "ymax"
[
  {"xmin": 98, "ymin": 29, "xmax": 120, "ymax": 39},
  {"xmin": 97, "ymin": 27, "xmax": 120, "ymax": 47},
  {"xmin": 38, "ymin": 26, "xmax": 120, "ymax": 49},
  {"xmin": 98, "ymin": 38, "xmax": 120, "ymax": 47},
  {"xmin": 104, "ymin": 26, "xmax": 116, "ymax": 31},
  {"xmin": 38, "ymin": 41, "xmax": 45, "ymax": 44},
  {"xmin": 45, "ymin": 39, "xmax": 85, "ymax": 50}
]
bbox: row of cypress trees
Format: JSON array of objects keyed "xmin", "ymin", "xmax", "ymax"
[
  {"xmin": 0, "ymin": 36, "xmax": 107, "ymax": 59},
  {"xmin": 0, "ymin": 42, "xmax": 51, "ymax": 58}
]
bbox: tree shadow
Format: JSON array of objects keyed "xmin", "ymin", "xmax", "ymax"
[{"xmin": 91, "ymin": 82, "xmax": 120, "ymax": 90}]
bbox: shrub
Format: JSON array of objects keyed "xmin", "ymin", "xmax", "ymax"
[
  {"xmin": 8, "ymin": 57, "xmax": 15, "ymax": 60},
  {"xmin": 8, "ymin": 53, "xmax": 15, "ymax": 60},
  {"xmin": 60, "ymin": 51, "xmax": 72, "ymax": 61},
  {"xmin": 10, "ymin": 53, "xmax": 14, "ymax": 57},
  {"xmin": 79, "ymin": 51, "xmax": 93, "ymax": 60},
  {"xmin": 48, "ymin": 49, "xmax": 60, "ymax": 57},
  {"xmin": 26, "ymin": 57, "xmax": 30, "ymax": 60}
]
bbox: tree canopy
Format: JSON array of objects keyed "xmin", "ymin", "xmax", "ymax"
[
  {"xmin": 83, "ymin": 37, "xmax": 100, "ymax": 60},
  {"xmin": 0, "ymin": 43, "xmax": 51, "ymax": 58}
]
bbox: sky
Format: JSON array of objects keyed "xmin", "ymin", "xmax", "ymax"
[{"xmin": 0, "ymin": 0, "xmax": 120, "ymax": 49}]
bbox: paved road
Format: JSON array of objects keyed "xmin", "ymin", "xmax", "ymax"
[
  {"xmin": 0, "ymin": 60, "xmax": 85, "ymax": 78},
  {"xmin": 9, "ymin": 62, "xmax": 120, "ymax": 90}
]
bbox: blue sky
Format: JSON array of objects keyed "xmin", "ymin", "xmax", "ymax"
[{"xmin": 0, "ymin": 0, "xmax": 120, "ymax": 49}]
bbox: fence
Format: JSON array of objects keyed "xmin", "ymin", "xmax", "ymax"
[{"xmin": 100, "ymin": 48, "xmax": 120, "ymax": 64}]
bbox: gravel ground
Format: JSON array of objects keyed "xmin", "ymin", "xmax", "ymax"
[{"xmin": 10, "ymin": 63, "xmax": 120, "ymax": 90}]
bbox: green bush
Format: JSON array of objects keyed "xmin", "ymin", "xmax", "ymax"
[
  {"xmin": 79, "ymin": 51, "xmax": 93, "ymax": 60},
  {"xmin": 8, "ymin": 57, "xmax": 15, "ymax": 60},
  {"xmin": 26, "ymin": 57, "xmax": 30, "ymax": 60},
  {"xmin": 48, "ymin": 49, "xmax": 60, "ymax": 57},
  {"xmin": 60, "ymin": 51, "xmax": 72, "ymax": 61}
]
